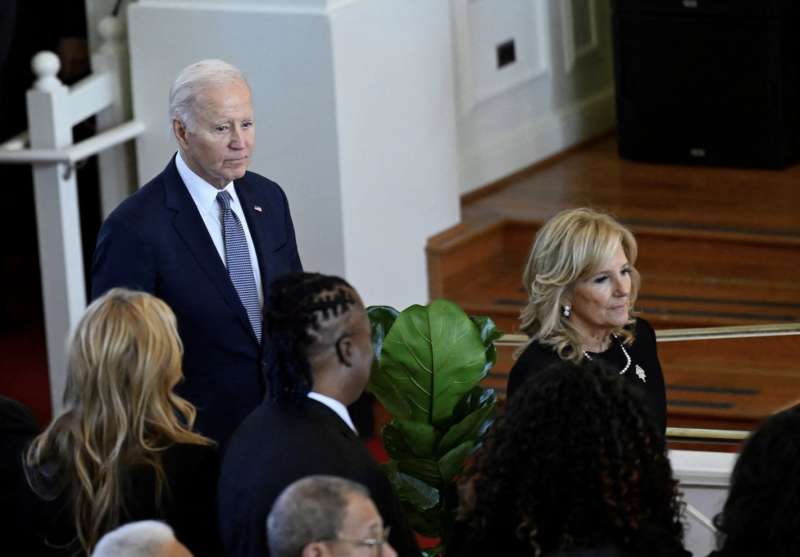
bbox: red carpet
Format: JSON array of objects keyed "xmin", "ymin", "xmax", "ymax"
[{"xmin": 0, "ymin": 327, "xmax": 51, "ymax": 427}]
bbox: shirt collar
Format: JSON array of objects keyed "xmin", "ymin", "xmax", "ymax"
[
  {"xmin": 175, "ymin": 151, "xmax": 235, "ymax": 214},
  {"xmin": 307, "ymin": 392, "xmax": 358, "ymax": 434}
]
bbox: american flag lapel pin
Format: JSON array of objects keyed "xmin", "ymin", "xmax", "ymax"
[{"xmin": 254, "ymin": 205, "xmax": 263, "ymax": 213}]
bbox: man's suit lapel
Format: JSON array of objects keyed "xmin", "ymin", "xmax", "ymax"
[
  {"xmin": 235, "ymin": 177, "xmax": 284, "ymax": 293},
  {"xmin": 162, "ymin": 158, "xmax": 259, "ymax": 344}
]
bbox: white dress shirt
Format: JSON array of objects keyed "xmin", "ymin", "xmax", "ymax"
[
  {"xmin": 176, "ymin": 151, "xmax": 263, "ymax": 306},
  {"xmin": 307, "ymin": 392, "xmax": 358, "ymax": 434}
]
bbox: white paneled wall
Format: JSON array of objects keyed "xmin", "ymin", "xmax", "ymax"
[
  {"xmin": 127, "ymin": 0, "xmax": 459, "ymax": 309},
  {"xmin": 452, "ymin": 0, "xmax": 615, "ymax": 193}
]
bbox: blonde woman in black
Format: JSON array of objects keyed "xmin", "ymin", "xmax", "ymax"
[
  {"xmin": 15, "ymin": 288, "xmax": 220, "ymax": 556},
  {"xmin": 508, "ymin": 208, "xmax": 666, "ymax": 432}
]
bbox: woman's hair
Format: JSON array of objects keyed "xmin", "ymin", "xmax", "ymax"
[
  {"xmin": 712, "ymin": 405, "xmax": 800, "ymax": 557},
  {"xmin": 519, "ymin": 207, "xmax": 641, "ymax": 363},
  {"xmin": 266, "ymin": 272, "xmax": 359, "ymax": 400},
  {"xmin": 25, "ymin": 288, "xmax": 210, "ymax": 553},
  {"xmin": 454, "ymin": 360, "xmax": 683, "ymax": 557}
]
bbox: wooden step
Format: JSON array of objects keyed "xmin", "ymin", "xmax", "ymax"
[{"xmin": 427, "ymin": 218, "xmax": 800, "ymax": 333}]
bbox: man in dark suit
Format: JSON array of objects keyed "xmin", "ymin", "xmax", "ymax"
[
  {"xmin": 91, "ymin": 59, "xmax": 302, "ymax": 444},
  {"xmin": 218, "ymin": 273, "xmax": 418, "ymax": 557}
]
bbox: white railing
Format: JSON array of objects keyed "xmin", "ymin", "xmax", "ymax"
[{"xmin": 0, "ymin": 16, "xmax": 144, "ymax": 415}]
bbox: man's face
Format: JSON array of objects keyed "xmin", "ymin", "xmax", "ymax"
[
  {"xmin": 328, "ymin": 493, "xmax": 397, "ymax": 557},
  {"xmin": 173, "ymin": 79, "xmax": 254, "ymax": 189}
]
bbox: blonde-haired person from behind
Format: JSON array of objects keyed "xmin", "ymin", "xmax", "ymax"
[
  {"xmin": 13, "ymin": 288, "xmax": 221, "ymax": 557},
  {"xmin": 506, "ymin": 208, "xmax": 667, "ymax": 433}
]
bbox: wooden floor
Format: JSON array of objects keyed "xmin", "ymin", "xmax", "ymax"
[{"xmin": 428, "ymin": 133, "xmax": 800, "ymax": 443}]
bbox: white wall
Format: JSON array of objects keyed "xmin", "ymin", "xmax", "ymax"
[
  {"xmin": 329, "ymin": 1, "xmax": 460, "ymax": 307},
  {"xmin": 127, "ymin": 0, "xmax": 460, "ymax": 308},
  {"xmin": 452, "ymin": 0, "xmax": 615, "ymax": 193}
]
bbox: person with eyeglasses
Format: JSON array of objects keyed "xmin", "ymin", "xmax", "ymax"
[{"xmin": 267, "ymin": 476, "xmax": 397, "ymax": 557}]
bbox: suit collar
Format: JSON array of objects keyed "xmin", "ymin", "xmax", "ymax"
[{"xmin": 307, "ymin": 392, "xmax": 357, "ymax": 434}]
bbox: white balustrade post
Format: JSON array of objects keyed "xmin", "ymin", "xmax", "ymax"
[
  {"xmin": 26, "ymin": 51, "xmax": 87, "ymax": 416},
  {"xmin": 93, "ymin": 15, "xmax": 137, "ymax": 217}
]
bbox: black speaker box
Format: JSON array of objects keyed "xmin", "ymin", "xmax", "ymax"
[{"xmin": 612, "ymin": 0, "xmax": 800, "ymax": 168}]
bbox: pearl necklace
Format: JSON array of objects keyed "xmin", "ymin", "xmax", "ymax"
[{"xmin": 583, "ymin": 334, "xmax": 631, "ymax": 375}]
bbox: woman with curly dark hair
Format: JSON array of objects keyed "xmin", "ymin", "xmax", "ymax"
[
  {"xmin": 709, "ymin": 404, "xmax": 800, "ymax": 557},
  {"xmin": 449, "ymin": 360, "xmax": 687, "ymax": 557}
]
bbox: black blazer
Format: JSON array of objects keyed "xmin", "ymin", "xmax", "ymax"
[
  {"xmin": 10, "ymin": 443, "xmax": 221, "ymax": 557},
  {"xmin": 507, "ymin": 318, "xmax": 667, "ymax": 433},
  {"xmin": 218, "ymin": 398, "xmax": 419, "ymax": 557},
  {"xmin": 91, "ymin": 157, "xmax": 302, "ymax": 444}
]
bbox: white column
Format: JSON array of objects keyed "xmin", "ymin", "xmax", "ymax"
[
  {"xmin": 128, "ymin": 0, "xmax": 460, "ymax": 309},
  {"xmin": 26, "ymin": 52, "xmax": 87, "ymax": 415}
]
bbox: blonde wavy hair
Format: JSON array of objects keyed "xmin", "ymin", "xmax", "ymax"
[
  {"xmin": 25, "ymin": 288, "xmax": 211, "ymax": 553},
  {"xmin": 518, "ymin": 208, "xmax": 640, "ymax": 363}
]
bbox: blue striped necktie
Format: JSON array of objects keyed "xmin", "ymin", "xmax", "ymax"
[{"xmin": 217, "ymin": 190, "xmax": 262, "ymax": 342}]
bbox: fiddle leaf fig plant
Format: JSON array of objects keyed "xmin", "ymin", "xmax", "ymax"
[{"xmin": 367, "ymin": 300, "xmax": 501, "ymax": 555}]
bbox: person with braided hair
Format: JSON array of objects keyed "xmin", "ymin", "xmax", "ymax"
[
  {"xmin": 449, "ymin": 359, "xmax": 688, "ymax": 557},
  {"xmin": 218, "ymin": 272, "xmax": 418, "ymax": 557}
]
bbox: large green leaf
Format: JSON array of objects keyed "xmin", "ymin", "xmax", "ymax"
[
  {"xmin": 397, "ymin": 457, "xmax": 442, "ymax": 488},
  {"xmin": 383, "ymin": 419, "xmax": 438, "ymax": 460},
  {"xmin": 437, "ymin": 441, "xmax": 473, "ymax": 483},
  {"xmin": 378, "ymin": 300, "xmax": 488, "ymax": 427},
  {"xmin": 384, "ymin": 461, "xmax": 440, "ymax": 511},
  {"xmin": 437, "ymin": 399, "xmax": 495, "ymax": 456},
  {"xmin": 471, "ymin": 314, "xmax": 503, "ymax": 346},
  {"xmin": 470, "ymin": 315, "xmax": 502, "ymax": 378},
  {"xmin": 366, "ymin": 306, "xmax": 411, "ymax": 417},
  {"xmin": 405, "ymin": 504, "xmax": 443, "ymax": 539}
]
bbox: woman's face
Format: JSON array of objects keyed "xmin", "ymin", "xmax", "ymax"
[{"xmin": 567, "ymin": 242, "xmax": 632, "ymax": 340}]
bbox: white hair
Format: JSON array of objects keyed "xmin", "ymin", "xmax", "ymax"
[
  {"xmin": 169, "ymin": 59, "xmax": 249, "ymax": 131},
  {"xmin": 92, "ymin": 521, "xmax": 177, "ymax": 557}
]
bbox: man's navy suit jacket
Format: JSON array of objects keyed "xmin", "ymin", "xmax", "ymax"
[{"xmin": 91, "ymin": 157, "xmax": 302, "ymax": 444}]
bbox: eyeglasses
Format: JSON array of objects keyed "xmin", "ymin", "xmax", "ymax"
[{"xmin": 330, "ymin": 526, "xmax": 392, "ymax": 555}]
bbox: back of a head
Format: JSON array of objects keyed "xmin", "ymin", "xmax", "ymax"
[
  {"xmin": 267, "ymin": 475, "xmax": 369, "ymax": 557},
  {"xmin": 265, "ymin": 272, "xmax": 362, "ymax": 400},
  {"xmin": 713, "ymin": 404, "xmax": 800, "ymax": 557},
  {"xmin": 25, "ymin": 288, "xmax": 209, "ymax": 553},
  {"xmin": 63, "ymin": 288, "xmax": 184, "ymax": 422},
  {"xmin": 458, "ymin": 360, "xmax": 681, "ymax": 556},
  {"xmin": 92, "ymin": 521, "xmax": 191, "ymax": 557}
]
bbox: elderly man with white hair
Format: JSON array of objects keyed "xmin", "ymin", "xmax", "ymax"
[
  {"xmin": 92, "ymin": 521, "xmax": 192, "ymax": 557},
  {"xmin": 92, "ymin": 58, "xmax": 303, "ymax": 445},
  {"xmin": 267, "ymin": 476, "xmax": 397, "ymax": 557}
]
